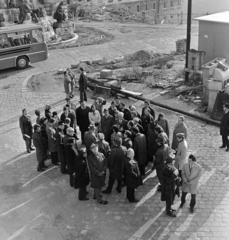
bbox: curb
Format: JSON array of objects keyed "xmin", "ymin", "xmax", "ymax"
[{"xmin": 20, "ymin": 72, "xmax": 43, "ymax": 92}]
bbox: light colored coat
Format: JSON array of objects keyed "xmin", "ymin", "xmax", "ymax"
[
  {"xmin": 181, "ymin": 162, "xmax": 202, "ymax": 194},
  {"xmin": 175, "ymin": 139, "xmax": 188, "ymax": 170}
]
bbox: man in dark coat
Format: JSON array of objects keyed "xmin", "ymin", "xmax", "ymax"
[
  {"xmin": 79, "ymin": 67, "xmax": 88, "ymax": 101},
  {"xmin": 101, "ymin": 109, "xmax": 114, "ymax": 144},
  {"xmin": 147, "ymin": 121, "xmax": 160, "ymax": 162},
  {"xmin": 102, "ymin": 138, "xmax": 126, "ymax": 194},
  {"xmin": 141, "ymin": 100, "xmax": 155, "ymax": 119},
  {"xmin": 74, "ymin": 148, "xmax": 90, "ymax": 201},
  {"xmin": 125, "ymin": 148, "xmax": 143, "ymax": 202},
  {"xmin": 84, "ymin": 124, "xmax": 97, "ymax": 156},
  {"xmin": 220, "ymin": 103, "xmax": 229, "ymax": 151},
  {"xmin": 76, "ymin": 100, "xmax": 90, "ymax": 143},
  {"xmin": 133, "ymin": 127, "xmax": 147, "ymax": 176},
  {"xmin": 19, "ymin": 108, "xmax": 35, "ymax": 153},
  {"xmin": 119, "ymin": 102, "xmax": 131, "ymax": 121},
  {"xmin": 114, "ymin": 96, "xmax": 121, "ymax": 111},
  {"xmin": 46, "ymin": 118, "xmax": 59, "ymax": 165},
  {"xmin": 55, "ymin": 121, "xmax": 67, "ymax": 174},
  {"xmin": 32, "ymin": 124, "xmax": 47, "ymax": 172},
  {"xmin": 161, "ymin": 157, "xmax": 180, "ymax": 217},
  {"xmin": 60, "ymin": 106, "xmax": 76, "ymax": 129},
  {"xmin": 154, "ymin": 134, "xmax": 169, "ymax": 192},
  {"xmin": 123, "ymin": 130, "xmax": 133, "ymax": 150},
  {"xmin": 108, "ymin": 101, "xmax": 116, "ymax": 118},
  {"xmin": 88, "ymin": 143, "xmax": 108, "ymax": 205},
  {"xmin": 65, "ymin": 137, "xmax": 79, "ymax": 187}
]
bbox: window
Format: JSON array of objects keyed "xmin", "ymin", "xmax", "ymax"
[
  {"xmin": 137, "ymin": 5, "xmax": 140, "ymax": 12},
  {"xmin": 170, "ymin": 0, "xmax": 173, "ymax": 7},
  {"xmin": 164, "ymin": 2, "xmax": 166, "ymax": 8},
  {"xmin": 32, "ymin": 29, "xmax": 44, "ymax": 43},
  {"xmin": 145, "ymin": 3, "xmax": 148, "ymax": 11},
  {"xmin": 0, "ymin": 31, "xmax": 32, "ymax": 49},
  {"xmin": 153, "ymin": 2, "xmax": 156, "ymax": 9}
]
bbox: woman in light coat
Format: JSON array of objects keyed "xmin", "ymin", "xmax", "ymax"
[
  {"xmin": 175, "ymin": 133, "xmax": 188, "ymax": 183},
  {"xmin": 88, "ymin": 105, "xmax": 101, "ymax": 134}
]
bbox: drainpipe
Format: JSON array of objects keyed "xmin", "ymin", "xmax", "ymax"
[{"xmin": 185, "ymin": 0, "xmax": 192, "ymax": 82}]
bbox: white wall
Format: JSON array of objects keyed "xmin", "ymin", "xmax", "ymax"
[{"xmin": 183, "ymin": 0, "xmax": 229, "ymax": 17}]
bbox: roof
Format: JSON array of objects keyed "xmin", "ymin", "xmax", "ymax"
[
  {"xmin": 195, "ymin": 11, "xmax": 229, "ymax": 24},
  {"xmin": 0, "ymin": 24, "xmax": 42, "ymax": 34}
]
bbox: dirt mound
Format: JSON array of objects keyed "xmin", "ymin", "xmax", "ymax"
[{"xmin": 125, "ymin": 50, "xmax": 152, "ymax": 62}]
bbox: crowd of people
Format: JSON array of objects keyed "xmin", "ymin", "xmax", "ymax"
[{"xmin": 19, "ymin": 96, "xmax": 205, "ymax": 217}]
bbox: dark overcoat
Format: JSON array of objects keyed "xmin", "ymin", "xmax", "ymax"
[
  {"xmin": 161, "ymin": 165, "xmax": 180, "ymax": 202},
  {"xmin": 108, "ymin": 145, "xmax": 126, "ymax": 179},
  {"xmin": 55, "ymin": 128, "xmax": 65, "ymax": 163},
  {"xmin": 88, "ymin": 152, "xmax": 106, "ymax": 189},
  {"xmin": 141, "ymin": 106, "xmax": 155, "ymax": 119},
  {"xmin": 60, "ymin": 112, "xmax": 76, "ymax": 128},
  {"xmin": 114, "ymin": 119, "xmax": 127, "ymax": 132},
  {"xmin": 147, "ymin": 123, "xmax": 159, "ymax": 160},
  {"xmin": 74, "ymin": 152, "xmax": 90, "ymax": 189},
  {"xmin": 79, "ymin": 72, "xmax": 88, "ymax": 91},
  {"xmin": 154, "ymin": 144, "xmax": 169, "ymax": 171},
  {"xmin": 76, "ymin": 106, "xmax": 90, "ymax": 132},
  {"xmin": 65, "ymin": 141, "xmax": 78, "ymax": 175},
  {"xmin": 220, "ymin": 111, "xmax": 229, "ymax": 135},
  {"xmin": 101, "ymin": 114, "xmax": 114, "ymax": 141},
  {"xmin": 32, "ymin": 131, "xmax": 46, "ymax": 162},
  {"xmin": 124, "ymin": 157, "xmax": 143, "ymax": 189},
  {"xmin": 19, "ymin": 115, "xmax": 33, "ymax": 137},
  {"xmin": 133, "ymin": 133, "xmax": 147, "ymax": 166},
  {"xmin": 84, "ymin": 131, "xmax": 97, "ymax": 156}
]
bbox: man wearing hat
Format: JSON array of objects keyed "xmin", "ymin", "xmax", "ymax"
[
  {"xmin": 153, "ymin": 134, "xmax": 169, "ymax": 192},
  {"xmin": 220, "ymin": 103, "xmax": 229, "ymax": 151},
  {"xmin": 88, "ymin": 143, "xmax": 108, "ymax": 205},
  {"xmin": 102, "ymin": 138, "xmax": 126, "ymax": 194},
  {"xmin": 161, "ymin": 157, "xmax": 180, "ymax": 217},
  {"xmin": 175, "ymin": 132, "xmax": 188, "ymax": 184},
  {"xmin": 101, "ymin": 109, "xmax": 114, "ymax": 144},
  {"xmin": 33, "ymin": 124, "xmax": 47, "ymax": 172},
  {"xmin": 141, "ymin": 100, "xmax": 155, "ymax": 119},
  {"xmin": 108, "ymin": 101, "xmax": 117, "ymax": 118},
  {"xmin": 84, "ymin": 124, "xmax": 97, "ymax": 157},
  {"xmin": 124, "ymin": 148, "xmax": 143, "ymax": 203},
  {"xmin": 76, "ymin": 100, "xmax": 90, "ymax": 143}
]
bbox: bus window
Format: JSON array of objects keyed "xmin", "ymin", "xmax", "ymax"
[
  {"xmin": 0, "ymin": 34, "xmax": 10, "ymax": 48},
  {"xmin": 32, "ymin": 29, "xmax": 44, "ymax": 43},
  {"xmin": 7, "ymin": 31, "xmax": 31, "ymax": 47}
]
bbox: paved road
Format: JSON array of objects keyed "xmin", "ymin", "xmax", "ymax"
[{"xmin": 1, "ymin": 22, "xmax": 229, "ymax": 240}]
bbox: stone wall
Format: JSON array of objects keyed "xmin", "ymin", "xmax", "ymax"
[{"xmin": 107, "ymin": 0, "xmax": 183, "ymax": 24}]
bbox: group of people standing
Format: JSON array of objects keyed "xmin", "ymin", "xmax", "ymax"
[{"xmin": 19, "ymin": 96, "xmax": 203, "ymax": 216}]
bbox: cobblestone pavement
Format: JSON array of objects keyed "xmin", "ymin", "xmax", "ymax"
[{"xmin": 1, "ymin": 22, "xmax": 229, "ymax": 240}]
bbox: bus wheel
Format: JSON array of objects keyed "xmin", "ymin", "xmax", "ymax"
[{"xmin": 16, "ymin": 56, "xmax": 28, "ymax": 69}]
